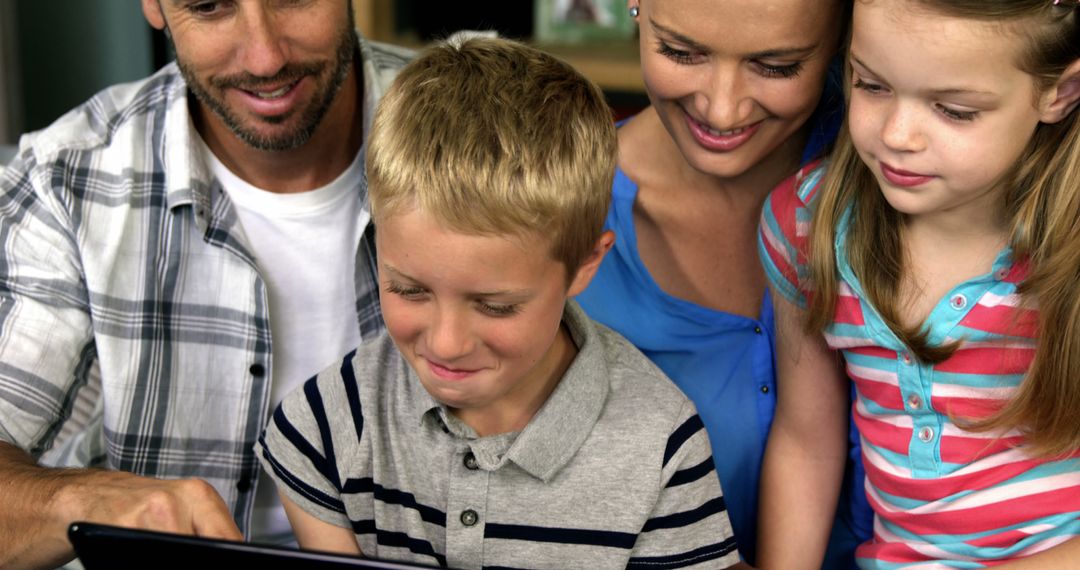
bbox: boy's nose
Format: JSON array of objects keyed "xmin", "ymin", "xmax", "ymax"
[{"xmin": 427, "ymin": 309, "xmax": 475, "ymax": 362}]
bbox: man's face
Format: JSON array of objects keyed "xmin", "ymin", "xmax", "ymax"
[{"xmin": 145, "ymin": 0, "xmax": 356, "ymax": 151}]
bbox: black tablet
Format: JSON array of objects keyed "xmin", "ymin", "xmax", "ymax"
[{"xmin": 68, "ymin": 522, "xmax": 441, "ymax": 569}]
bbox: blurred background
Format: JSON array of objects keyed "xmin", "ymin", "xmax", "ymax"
[{"xmin": 0, "ymin": 0, "xmax": 648, "ymax": 161}]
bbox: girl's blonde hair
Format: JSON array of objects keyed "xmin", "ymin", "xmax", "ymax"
[{"xmin": 807, "ymin": 0, "xmax": 1080, "ymax": 457}]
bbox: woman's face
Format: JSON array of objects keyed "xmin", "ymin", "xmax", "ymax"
[{"xmin": 635, "ymin": 0, "xmax": 842, "ymax": 179}]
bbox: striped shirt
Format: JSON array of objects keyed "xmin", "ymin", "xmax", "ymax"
[
  {"xmin": 758, "ymin": 161, "xmax": 1080, "ymax": 568},
  {"xmin": 0, "ymin": 34, "xmax": 411, "ymax": 534},
  {"xmin": 256, "ymin": 301, "xmax": 740, "ymax": 569}
]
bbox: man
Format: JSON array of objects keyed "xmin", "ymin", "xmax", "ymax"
[{"xmin": 0, "ymin": 1, "xmax": 410, "ymax": 567}]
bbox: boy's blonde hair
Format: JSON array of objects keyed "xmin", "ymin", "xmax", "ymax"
[
  {"xmin": 808, "ymin": 0, "xmax": 1080, "ymax": 457},
  {"xmin": 366, "ymin": 36, "xmax": 616, "ymax": 279}
]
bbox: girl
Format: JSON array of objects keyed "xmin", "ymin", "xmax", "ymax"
[{"xmin": 758, "ymin": 0, "xmax": 1080, "ymax": 567}]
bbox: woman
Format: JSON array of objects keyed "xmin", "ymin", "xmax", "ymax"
[{"xmin": 575, "ymin": 0, "xmax": 863, "ymax": 565}]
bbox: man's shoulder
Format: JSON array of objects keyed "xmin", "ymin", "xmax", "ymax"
[
  {"xmin": 364, "ymin": 38, "xmax": 416, "ymax": 71},
  {"xmin": 23, "ymin": 64, "xmax": 184, "ymax": 163}
]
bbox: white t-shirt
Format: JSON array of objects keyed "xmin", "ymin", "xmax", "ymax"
[{"xmin": 203, "ymin": 142, "xmax": 368, "ymax": 542}]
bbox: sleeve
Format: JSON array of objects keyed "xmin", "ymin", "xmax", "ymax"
[
  {"xmin": 0, "ymin": 145, "xmax": 96, "ymax": 455},
  {"xmin": 255, "ymin": 351, "xmax": 364, "ymax": 530},
  {"xmin": 627, "ymin": 402, "xmax": 741, "ymax": 569},
  {"xmin": 756, "ymin": 160, "xmax": 828, "ymax": 309}
]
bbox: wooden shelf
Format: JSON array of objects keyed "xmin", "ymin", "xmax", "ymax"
[{"xmin": 352, "ymin": 0, "xmax": 643, "ymax": 93}]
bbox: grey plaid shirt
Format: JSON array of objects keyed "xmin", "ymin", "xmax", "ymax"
[{"xmin": 0, "ymin": 34, "xmax": 411, "ymax": 534}]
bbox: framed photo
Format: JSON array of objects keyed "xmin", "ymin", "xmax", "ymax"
[{"xmin": 534, "ymin": 0, "xmax": 636, "ymax": 43}]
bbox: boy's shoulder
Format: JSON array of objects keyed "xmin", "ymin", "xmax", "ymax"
[{"xmin": 565, "ymin": 302, "xmax": 696, "ymax": 427}]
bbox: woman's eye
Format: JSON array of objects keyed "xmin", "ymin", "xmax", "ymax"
[
  {"xmin": 756, "ymin": 61, "xmax": 803, "ymax": 79},
  {"xmin": 657, "ymin": 41, "xmax": 696, "ymax": 65}
]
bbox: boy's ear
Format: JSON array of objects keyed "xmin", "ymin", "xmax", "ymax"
[
  {"xmin": 1039, "ymin": 59, "xmax": 1080, "ymax": 124},
  {"xmin": 567, "ymin": 231, "xmax": 615, "ymax": 297},
  {"xmin": 142, "ymin": 0, "xmax": 166, "ymax": 30}
]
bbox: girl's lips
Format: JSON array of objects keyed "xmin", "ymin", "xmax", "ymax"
[
  {"xmin": 880, "ymin": 162, "xmax": 935, "ymax": 188},
  {"xmin": 426, "ymin": 359, "xmax": 480, "ymax": 381},
  {"xmin": 685, "ymin": 112, "xmax": 762, "ymax": 152}
]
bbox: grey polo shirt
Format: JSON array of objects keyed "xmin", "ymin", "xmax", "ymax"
[{"xmin": 256, "ymin": 301, "xmax": 739, "ymax": 569}]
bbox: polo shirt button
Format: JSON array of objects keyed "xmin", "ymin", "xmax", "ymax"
[
  {"xmin": 250, "ymin": 363, "xmax": 265, "ymax": 377},
  {"xmin": 463, "ymin": 452, "xmax": 479, "ymax": 470},
  {"xmin": 907, "ymin": 393, "xmax": 923, "ymax": 410},
  {"xmin": 918, "ymin": 426, "xmax": 935, "ymax": 443},
  {"xmin": 760, "ymin": 385, "xmax": 770, "ymax": 394},
  {"xmin": 460, "ymin": 509, "xmax": 479, "ymax": 527},
  {"xmin": 949, "ymin": 294, "xmax": 967, "ymax": 310},
  {"xmin": 901, "ymin": 352, "xmax": 913, "ymax": 365},
  {"xmin": 995, "ymin": 268, "xmax": 1009, "ymax": 280},
  {"xmin": 754, "ymin": 326, "xmax": 762, "ymax": 334},
  {"xmin": 236, "ymin": 477, "xmax": 252, "ymax": 492}
]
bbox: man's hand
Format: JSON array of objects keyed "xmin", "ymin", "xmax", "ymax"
[{"xmin": 0, "ymin": 442, "xmax": 241, "ymax": 569}]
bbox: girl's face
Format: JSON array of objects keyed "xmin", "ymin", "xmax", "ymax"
[
  {"xmin": 635, "ymin": 0, "xmax": 841, "ymax": 180},
  {"xmin": 848, "ymin": 0, "xmax": 1052, "ymax": 224}
]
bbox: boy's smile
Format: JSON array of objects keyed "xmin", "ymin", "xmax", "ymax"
[{"xmin": 375, "ymin": 207, "xmax": 602, "ymax": 437}]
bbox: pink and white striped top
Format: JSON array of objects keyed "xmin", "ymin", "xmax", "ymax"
[{"xmin": 758, "ymin": 161, "xmax": 1080, "ymax": 568}]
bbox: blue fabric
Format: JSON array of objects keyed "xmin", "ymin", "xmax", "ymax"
[{"xmin": 577, "ymin": 56, "xmax": 872, "ymax": 566}]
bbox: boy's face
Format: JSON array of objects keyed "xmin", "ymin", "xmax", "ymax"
[{"xmin": 375, "ymin": 208, "xmax": 603, "ymax": 435}]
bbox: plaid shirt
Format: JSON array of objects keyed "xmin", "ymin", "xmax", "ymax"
[{"xmin": 0, "ymin": 34, "xmax": 411, "ymax": 534}]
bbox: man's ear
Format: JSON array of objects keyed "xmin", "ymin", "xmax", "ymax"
[
  {"xmin": 1040, "ymin": 59, "xmax": 1080, "ymax": 124},
  {"xmin": 567, "ymin": 230, "xmax": 615, "ymax": 297},
  {"xmin": 142, "ymin": 0, "xmax": 166, "ymax": 31}
]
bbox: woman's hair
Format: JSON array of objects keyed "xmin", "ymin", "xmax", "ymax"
[{"xmin": 807, "ymin": 0, "xmax": 1080, "ymax": 456}]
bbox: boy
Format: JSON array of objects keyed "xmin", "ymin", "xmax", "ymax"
[{"xmin": 256, "ymin": 37, "xmax": 740, "ymax": 569}]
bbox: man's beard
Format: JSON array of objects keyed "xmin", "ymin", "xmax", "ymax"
[{"xmin": 176, "ymin": 24, "xmax": 357, "ymax": 152}]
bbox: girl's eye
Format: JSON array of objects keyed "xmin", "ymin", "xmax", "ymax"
[
  {"xmin": 852, "ymin": 77, "xmax": 886, "ymax": 95},
  {"xmin": 935, "ymin": 104, "xmax": 978, "ymax": 122},
  {"xmin": 478, "ymin": 301, "xmax": 520, "ymax": 317},
  {"xmin": 385, "ymin": 282, "xmax": 426, "ymax": 300},
  {"xmin": 656, "ymin": 41, "xmax": 697, "ymax": 65},
  {"xmin": 755, "ymin": 61, "xmax": 803, "ymax": 79}
]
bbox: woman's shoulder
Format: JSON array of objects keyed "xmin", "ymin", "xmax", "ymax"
[{"xmin": 615, "ymin": 108, "xmax": 682, "ymax": 187}]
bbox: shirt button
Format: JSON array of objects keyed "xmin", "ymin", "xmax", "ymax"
[
  {"xmin": 918, "ymin": 426, "xmax": 935, "ymax": 442},
  {"xmin": 949, "ymin": 294, "xmax": 968, "ymax": 310},
  {"xmin": 901, "ymin": 352, "xmax": 913, "ymax": 365},
  {"xmin": 463, "ymin": 452, "xmax": 479, "ymax": 471},
  {"xmin": 460, "ymin": 509, "xmax": 479, "ymax": 527},
  {"xmin": 995, "ymin": 268, "xmax": 1009, "ymax": 280},
  {"xmin": 249, "ymin": 363, "xmax": 265, "ymax": 377},
  {"xmin": 236, "ymin": 477, "xmax": 252, "ymax": 492},
  {"xmin": 754, "ymin": 326, "xmax": 762, "ymax": 334},
  {"xmin": 907, "ymin": 393, "xmax": 923, "ymax": 410},
  {"xmin": 760, "ymin": 385, "xmax": 770, "ymax": 394}
]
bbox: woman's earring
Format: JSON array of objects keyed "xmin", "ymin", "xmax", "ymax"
[{"xmin": 629, "ymin": 5, "xmax": 640, "ymax": 17}]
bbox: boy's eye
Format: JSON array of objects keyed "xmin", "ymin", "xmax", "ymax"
[
  {"xmin": 935, "ymin": 104, "xmax": 978, "ymax": 122},
  {"xmin": 656, "ymin": 41, "xmax": 697, "ymax": 65},
  {"xmin": 386, "ymin": 282, "xmax": 427, "ymax": 300},
  {"xmin": 477, "ymin": 301, "xmax": 520, "ymax": 317},
  {"xmin": 754, "ymin": 61, "xmax": 803, "ymax": 79}
]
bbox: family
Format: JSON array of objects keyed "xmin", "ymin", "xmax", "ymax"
[{"xmin": 1, "ymin": 0, "xmax": 1078, "ymax": 569}]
